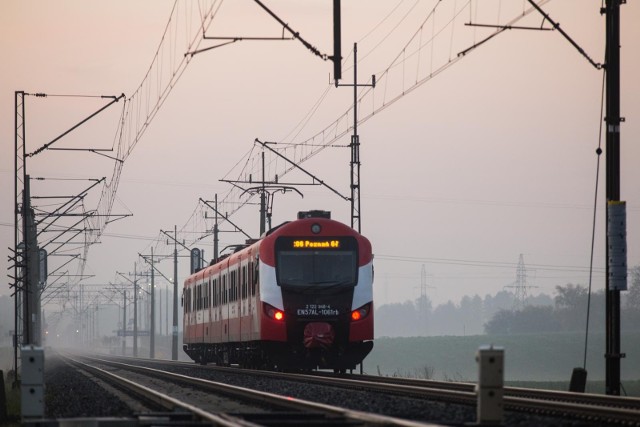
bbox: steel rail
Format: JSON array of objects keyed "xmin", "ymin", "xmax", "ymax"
[
  {"xmin": 64, "ymin": 355, "xmax": 256, "ymax": 427},
  {"xmin": 86, "ymin": 354, "xmax": 640, "ymax": 425},
  {"xmin": 506, "ymin": 395, "xmax": 640, "ymax": 425},
  {"xmin": 76, "ymin": 354, "xmax": 443, "ymax": 427},
  {"xmin": 272, "ymin": 371, "xmax": 640, "ymax": 423},
  {"xmin": 292, "ymin": 372, "xmax": 640, "ymax": 424},
  {"xmin": 339, "ymin": 373, "xmax": 640, "ymax": 410}
]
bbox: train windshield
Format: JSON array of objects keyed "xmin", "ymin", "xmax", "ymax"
[
  {"xmin": 276, "ymin": 250, "xmax": 357, "ymax": 287},
  {"xmin": 274, "ymin": 236, "xmax": 359, "ymax": 288}
]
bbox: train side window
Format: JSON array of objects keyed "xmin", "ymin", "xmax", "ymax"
[
  {"xmin": 213, "ymin": 279, "xmax": 217, "ymax": 307},
  {"xmin": 238, "ymin": 267, "xmax": 242, "ymax": 300},
  {"xmin": 223, "ymin": 275, "xmax": 227, "ymax": 304},
  {"xmin": 233, "ymin": 270, "xmax": 240, "ymax": 301},
  {"xmin": 252, "ymin": 262, "xmax": 259, "ymax": 296},
  {"xmin": 229, "ymin": 271, "xmax": 233, "ymax": 302},
  {"xmin": 242, "ymin": 266, "xmax": 247, "ymax": 299},
  {"xmin": 232, "ymin": 270, "xmax": 237, "ymax": 301}
]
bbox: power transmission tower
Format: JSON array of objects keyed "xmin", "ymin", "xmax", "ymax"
[
  {"xmin": 505, "ymin": 254, "xmax": 537, "ymax": 312},
  {"xmin": 416, "ymin": 265, "xmax": 434, "ymax": 336}
]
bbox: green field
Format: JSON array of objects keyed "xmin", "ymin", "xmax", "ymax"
[{"xmin": 364, "ymin": 332, "xmax": 640, "ymax": 391}]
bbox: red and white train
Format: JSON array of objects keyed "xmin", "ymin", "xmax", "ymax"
[{"xmin": 182, "ymin": 210, "xmax": 374, "ymax": 371}]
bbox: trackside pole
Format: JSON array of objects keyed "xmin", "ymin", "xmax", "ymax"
[{"xmin": 476, "ymin": 345, "xmax": 504, "ymax": 425}]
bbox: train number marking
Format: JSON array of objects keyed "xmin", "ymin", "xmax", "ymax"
[{"xmin": 297, "ymin": 304, "xmax": 339, "ymax": 316}]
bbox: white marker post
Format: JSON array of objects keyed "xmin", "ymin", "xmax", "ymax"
[
  {"xmin": 21, "ymin": 345, "xmax": 45, "ymax": 419},
  {"xmin": 476, "ymin": 345, "xmax": 504, "ymax": 425}
]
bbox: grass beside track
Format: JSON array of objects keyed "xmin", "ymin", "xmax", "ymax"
[
  {"xmin": 2, "ymin": 378, "xmax": 20, "ymax": 425},
  {"xmin": 505, "ymin": 380, "xmax": 640, "ymax": 397},
  {"xmin": 366, "ymin": 331, "xmax": 640, "ymax": 393}
]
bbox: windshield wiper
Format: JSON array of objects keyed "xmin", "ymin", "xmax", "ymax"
[{"xmin": 286, "ymin": 280, "xmax": 353, "ymax": 293}]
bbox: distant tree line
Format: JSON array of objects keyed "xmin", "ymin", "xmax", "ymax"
[
  {"xmin": 375, "ymin": 289, "xmax": 553, "ymax": 337},
  {"xmin": 375, "ymin": 266, "xmax": 640, "ymax": 337},
  {"xmin": 486, "ymin": 266, "xmax": 640, "ymax": 334}
]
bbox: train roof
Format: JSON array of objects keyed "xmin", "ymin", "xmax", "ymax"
[{"xmin": 184, "ymin": 213, "xmax": 371, "ymax": 286}]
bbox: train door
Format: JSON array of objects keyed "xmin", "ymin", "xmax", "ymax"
[
  {"xmin": 222, "ymin": 271, "xmax": 229, "ymax": 345},
  {"xmin": 210, "ymin": 277, "xmax": 214, "ymax": 343},
  {"xmin": 205, "ymin": 277, "xmax": 211, "ymax": 345},
  {"xmin": 189, "ymin": 285, "xmax": 196, "ymax": 342},
  {"xmin": 229, "ymin": 264, "xmax": 240, "ymax": 342},
  {"xmin": 247, "ymin": 257, "xmax": 253, "ymax": 340},
  {"xmin": 196, "ymin": 281, "xmax": 203, "ymax": 343},
  {"xmin": 238, "ymin": 260, "xmax": 246, "ymax": 341},
  {"xmin": 181, "ymin": 287, "xmax": 188, "ymax": 344},
  {"xmin": 243, "ymin": 260, "xmax": 247, "ymax": 342},
  {"xmin": 237, "ymin": 263, "xmax": 243, "ymax": 341},
  {"xmin": 214, "ymin": 273, "xmax": 221, "ymax": 343},
  {"xmin": 239, "ymin": 260, "xmax": 247, "ymax": 341},
  {"xmin": 250, "ymin": 256, "xmax": 260, "ymax": 340},
  {"xmin": 238, "ymin": 259, "xmax": 243, "ymax": 342}
]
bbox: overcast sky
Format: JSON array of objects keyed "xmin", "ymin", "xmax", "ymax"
[{"xmin": 1, "ymin": 0, "xmax": 639, "ymax": 310}]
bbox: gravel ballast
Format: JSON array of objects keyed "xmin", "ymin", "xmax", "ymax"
[{"xmin": 43, "ymin": 354, "xmax": 623, "ymax": 426}]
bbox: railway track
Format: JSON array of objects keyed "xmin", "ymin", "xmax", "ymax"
[
  {"xmin": 63, "ymin": 353, "xmax": 439, "ymax": 426},
  {"xmin": 90, "ymin": 354, "xmax": 640, "ymax": 426},
  {"xmin": 251, "ymin": 368, "xmax": 640, "ymax": 425}
]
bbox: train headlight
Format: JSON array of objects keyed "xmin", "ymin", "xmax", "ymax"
[
  {"xmin": 351, "ymin": 303, "xmax": 370, "ymax": 321},
  {"xmin": 264, "ymin": 303, "xmax": 285, "ymax": 321},
  {"xmin": 311, "ymin": 223, "xmax": 321, "ymax": 234}
]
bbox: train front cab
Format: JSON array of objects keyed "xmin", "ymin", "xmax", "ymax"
[{"xmin": 259, "ymin": 215, "xmax": 374, "ymax": 371}]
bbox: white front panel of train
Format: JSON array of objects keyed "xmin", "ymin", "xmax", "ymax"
[
  {"xmin": 352, "ymin": 261, "xmax": 373, "ymax": 310},
  {"xmin": 259, "ymin": 261, "xmax": 282, "ymax": 309}
]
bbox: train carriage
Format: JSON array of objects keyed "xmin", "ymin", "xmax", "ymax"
[{"xmin": 183, "ymin": 210, "xmax": 374, "ymax": 371}]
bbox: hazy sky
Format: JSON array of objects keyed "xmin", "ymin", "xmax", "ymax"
[{"xmin": 1, "ymin": 0, "xmax": 639, "ymax": 311}]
